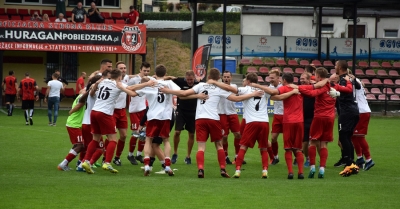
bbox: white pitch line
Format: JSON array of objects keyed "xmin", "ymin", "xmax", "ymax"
[{"xmin": 0, "ymin": 109, "xmax": 7, "ymax": 115}]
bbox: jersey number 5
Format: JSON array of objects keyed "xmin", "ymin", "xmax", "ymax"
[
  {"xmin": 254, "ymin": 96, "xmax": 261, "ymax": 111},
  {"xmin": 98, "ymin": 86, "xmax": 112, "ymax": 100},
  {"xmin": 158, "ymin": 89, "xmax": 165, "ymax": 103}
]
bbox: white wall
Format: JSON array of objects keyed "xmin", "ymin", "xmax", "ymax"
[{"xmin": 377, "ymin": 18, "xmax": 400, "ymax": 38}]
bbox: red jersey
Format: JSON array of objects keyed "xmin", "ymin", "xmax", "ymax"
[
  {"xmin": 19, "ymin": 78, "xmax": 37, "ymax": 100},
  {"xmin": 299, "ymin": 83, "xmax": 336, "ymax": 118},
  {"xmin": 278, "ymin": 85, "xmax": 303, "ymax": 123},
  {"xmin": 128, "ymin": 10, "xmax": 139, "ymax": 24},
  {"xmin": 76, "ymin": 77, "xmax": 85, "ymax": 94},
  {"xmin": 3, "ymin": 76, "xmax": 17, "ymax": 95}
]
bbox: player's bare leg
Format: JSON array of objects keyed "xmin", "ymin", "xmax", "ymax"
[
  {"xmin": 102, "ymin": 134, "xmax": 119, "ymax": 173},
  {"xmin": 186, "ymin": 132, "xmax": 195, "ymax": 164},
  {"xmin": 215, "ymin": 140, "xmax": 230, "ymax": 178},
  {"xmin": 172, "ymin": 130, "xmax": 181, "ymax": 164},
  {"xmin": 196, "ymin": 142, "xmax": 206, "ymax": 178},
  {"xmin": 114, "ymin": 128, "xmax": 127, "ymax": 166},
  {"xmin": 271, "ymin": 133, "xmax": 279, "ymax": 164}
]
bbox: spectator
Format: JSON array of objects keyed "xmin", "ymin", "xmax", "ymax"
[
  {"xmin": 45, "ymin": 70, "xmax": 68, "ymax": 86},
  {"xmin": 75, "ymin": 72, "xmax": 86, "ymax": 97},
  {"xmin": 30, "ymin": 11, "xmax": 42, "ymax": 21},
  {"xmin": 42, "ymin": 14, "xmax": 50, "ymax": 22},
  {"xmin": 71, "ymin": 1, "xmax": 87, "ymax": 23},
  {"xmin": 126, "ymin": 6, "xmax": 139, "ymax": 24},
  {"xmin": 55, "ymin": 13, "xmax": 67, "ymax": 22},
  {"xmin": 87, "ymin": 2, "xmax": 104, "ymax": 23}
]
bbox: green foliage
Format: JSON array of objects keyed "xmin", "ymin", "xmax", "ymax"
[
  {"xmin": 175, "ymin": 3, "xmax": 183, "ymax": 11},
  {"xmin": 167, "ymin": 3, "xmax": 174, "ymax": 12},
  {"xmin": 158, "ymin": 2, "xmax": 168, "ymax": 12},
  {"xmin": 141, "ymin": 11, "xmax": 241, "ymax": 22},
  {"xmin": 203, "ymin": 21, "xmax": 241, "ymax": 35},
  {"xmin": 199, "ymin": 3, "xmax": 208, "ymax": 11},
  {"xmin": 211, "ymin": 3, "xmax": 220, "ymax": 10}
]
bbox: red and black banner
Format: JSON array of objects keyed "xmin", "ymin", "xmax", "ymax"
[
  {"xmin": 0, "ymin": 20, "xmax": 146, "ymax": 54},
  {"xmin": 192, "ymin": 44, "xmax": 212, "ymax": 82}
]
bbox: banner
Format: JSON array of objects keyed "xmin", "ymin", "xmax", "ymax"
[
  {"xmin": 328, "ymin": 38, "xmax": 369, "ymax": 59},
  {"xmin": 370, "ymin": 38, "xmax": 400, "ymax": 59},
  {"xmin": 286, "ymin": 37, "xmax": 327, "ymax": 59},
  {"xmin": 198, "ymin": 34, "xmax": 241, "ymax": 56},
  {"xmin": 192, "ymin": 44, "xmax": 212, "ymax": 82},
  {"xmin": 242, "ymin": 35, "xmax": 285, "ymax": 57},
  {"xmin": 0, "ymin": 20, "xmax": 146, "ymax": 54}
]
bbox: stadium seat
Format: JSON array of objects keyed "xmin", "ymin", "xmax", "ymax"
[
  {"xmin": 252, "ymin": 58, "xmax": 263, "ymax": 65},
  {"xmin": 393, "ymin": 62, "xmax": 400, "ymax": 69},
  {"xmin": 382, "ymin": 88, "xmax": 394, "ymax": 95},
  {"xmin": 396, "ymin": 88, "xmax": 400, "ymax": 94},
  {"xmin": 49, "ymin": 17, "xmax": 56, "ymax": 22},
  {"xmin": 347, "ymin": 61, "xmax": 353, "ymax": 67},
  {"xmin": 381, "ymin": 62, "xmax": 392, "ymax": 69},
  {"xmin": 105, "ymin": 19, "xmax": 114, "ymax": 24},
  {"xmin": 276, "ymin": 59, "xmax": 287, "ymax": 66},
  {"xmin": 361, "ymin": 79, "xmax": 371, "ymax": 85},
  {"xmin": 311, "ymin": 60, "xmax": 322, "ymax": 67},
  {"xmin": 0, "ymin": 8, "xmax": 5, "ymax": 15},
  {"xmin": 265, "ymin": 76, "xmax": 271, "ymax": 83},
  {"xmin": 115, "ymin": 19, "xmax": 125, "ymax": 24},
  {"xmin": 300, "ymin": 60, "xmax": 309, "ymax": 66},
  {"xmin": 323, "ymin": 60, "xmax": 334, "ymax": 67},
  {"xmin": 22, "ymin": 16, "xmax": 31, "ymax": 21},
  {"xmin": 264, "ymin": 60, "xmax": 275, "ymax": 66},
  {"xmin": 390, "ymin": 95, "xmax": 400, "ymax": 101},
  {"xmin": 294, "ymin": 68, "xmax": 304, "ymax": 75},
  {"xmin": 259, "ymin": 67, "xmax": 269, "ymax": 74},
  {"xmin": 10, "ymin": 15, "xmax": 21, "ymax": 20},
  {"xmin": 30, "ymin": 10, "xmax": 41, "ymax": 16},
  {"xmin": 330, "ymin": 69, "xmax": 336, "ymax": 74},
  {"xmin": 42, "ymin": 10, "xmax": 53, "ymax": 16},
  {"xmin": 0, "ymin": 15, "xmax": 9, "ymax": 20},
  {"xmin": 370, "ymin": 88, "xmax": 382, "ymax": 94},
  {"xmin": 389, "ymin": 70, "xmax": 400, "ymax": 77},
  {"xmin": 396, "ymin": 79, "xmax": 400, "ymax": 86},
  {"xmin": 7, "ymin": 8, "xmax": 17, "ymax": 15},
  {"xmin": 65, "ymin": 11, "xmax": 72, "ymax": 18},
  {"xmin": 372, "ymin": 79, "xmax": 383, "ymax": 85},
  {"xmin": 18, "ymin": 9, "xmax": 29, "ymax": 16},
  {"xmin": 358, "ymin": 61, "xmax": 368, "ymax": 68},
  {"xmin": 111, "ymin": 12, "xmax": 122, "ymax": 19},
  {"xmin": 102, "ymin": 12, "xmax": 111, "ymax": 19},
  {"xmin": 370, "ymin": 62, "xmax": 380, "ymax": 68},
  {"xmin": 288, "ymin": 59, "xmax": 298, "ymax": 66},
  {"xmin": 240, "ymin": 58, "xmax": 250, "ymax": 65},
  {"xmin": 257, "ymin": 76, "xmax": 264, "ymax": 83},
  {"xmin": 364, "ymin": 88, "xmax": 370, "ymax": 94},
  {"xmin": 63, "ymin": 88, "xmax": 75, "ymax": 99},
  {"xmin": 365, "ymin": 70, "xmax": 376, "ymax": 77},
  {"xmin": 355, "ymin": 69, "xmax": 364, "ymax": 76},
  {"xmin": 247, "ymin": 67, "xmax": 258, "ymax": 73},
  {"xmin": 294, "ymin": 77, "xmax": 299, "ymax": 83},
  {"xmin": 40, "ymin": 87, "xmax": 47, "ymax": 99},
  {"xmin": 377, "ymin": 70, "xmax": 388, "ymax": 77},
  {"xmin": 122, "ymin": 13, "xmax": 129, "ymax": 19},
  {"xmin": 366, "ymin": 94, "xmax": 376, "ymax": 101},
  {"xmin": 378, "ymin": 94, "xmax": 388, "ymax": 101},
  {"xmin": 384, "ymin": 79, "xmax": 395, "ymax": 86},
  {"xmin": 283, "ymin": 67, "xmax": 294, "ymax": 73},
  {"xmin": 53, "ymin": 10, "xmax": 57, "ymax": 16}
]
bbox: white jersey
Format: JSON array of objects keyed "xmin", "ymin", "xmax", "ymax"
[
  {"xmin": 82, "ymin": 92, "xmax": 97, "ymax": 125},
  {"xmin": 127, "ymin": 75, "xmax": 155, "ymax": 113},
  {"xmin": 269, "ymin": 83, "xmax": 284, "ymax": 115},
  {"xmin": 92, "ymin": 79, "xmax": 123, "ymax": 115},
  {"xmin": 218, "ymin": 83, "xmax": 238, "ymax": 115},
  {"xmin": 355, "ymin": 78, "xmax": 371, "ymax": 113},
  {"xmin": 47, "ymin": 80, "xmax": 63, "ymax": 97},
  {"xmin": 114, "ymin": 75, "xmax": 129, "ymax": 109},
  {"xmin": 238, "ymin": 86, "xmax": 270, "ymax": 124},
  {"xmin": 136, "ymin": 80, "xmax": 180, "ymax": 120},
  {"xmin": 192, "ymin": 83, "xmax": 232, "ymax": 121}
]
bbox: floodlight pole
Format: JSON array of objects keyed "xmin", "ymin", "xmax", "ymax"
[
  {"xmin": 352, "ymin": 3, "xmax": 357, "ymax": 72},
  {"xmin": 190, "ymin": 0, "xmax": 198, "ymax": 69},
  {"xmin": 222, "ymin": 0, "xmax": 227, "ymax": 72},
  {"xmin": 317, "ymin": 7, "xmax": 322, "ymax": 61}
]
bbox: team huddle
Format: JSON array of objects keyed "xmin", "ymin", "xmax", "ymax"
[{"xmin": 48, "ymin": 59, "xmax": 374, "ymax": 178}]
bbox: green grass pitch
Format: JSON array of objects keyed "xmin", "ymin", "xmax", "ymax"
[{"xmin": 0, "ymin": 109, "xmax": 399, "ymax": 208}]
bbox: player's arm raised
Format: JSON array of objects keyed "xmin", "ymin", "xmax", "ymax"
[
  {"xmin": 226, "ymin": 90, "xmax": 264, "ymax": 102},
  {"xmin": 333, "ymin": 76, "xmax": 353, "ymax": 93},
  {"xmin": 160, "ymin": 87, "xmax": 196, "ymax": 97},
  {"xmin": 179, "ymin": 92, "xmax": 208, "ymax": 100},
  {"xmin": 271, "ymin": 89, "xmax": 299, "ymax": 101},
  {"xmin": 207, "ymin": 79, "xmax": 238, "ymax": 94},
  {"xmin": 248, "ymin": 83, "xmax": 279, "ymax": 95},
  {"xmin": 313, "ymin": 78, "xmax": 329, "ymax": 89},
  {"xmin": 117, "ymin": 81, "xmax": 139, "ymax": 97},
  {"xmin": 126, "ymin": 79, "xmax": 156, "ymax": 91}
]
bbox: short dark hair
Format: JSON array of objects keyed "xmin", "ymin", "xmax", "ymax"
[
  {"xmin": 52, "ymin": 73, "xmax": 60, "ymax": 79},
  {"xmin": 110, "ymin": 69, "xmax": 121, "ymax": 79},
  {"xmin": 140, "ymin": 61, "xmax": 150, "ymax": 70},
  {"xmin": 315, "ymin": 67, "xmax": 328, "ymax": 79},
  {"xmin": 305, "ymin": 66, "xmax": 315, "ymax": 74},
  {"xmin": 246, "ymin": 73, "xmax": 258, "ymax": 83},
  {"xmin": 100, "ymin": 59, "xmax": 112, "ymax": 65},
  {"xmin": 223, "ymin": 71, "xmax": 232, "ymax": 76},
  {"xmin": 129, "ymin": 6, "xmax": 136, "ymax": 10},
  {"xmin": 116, "ymin": 61, "xmax": 125, "ymax": 68},
  {"xmin": 282, "ymin": 73, "xmax": 294, "ymax": 84},
  {"xmin": 185, "ymin": 70, "xmax": 195, "ymax": 77},
  {"xmin": 8, "ymin": 70, "xmax": 14, "ymax": 75},
  {"xmin": 208, "ymin": 68, "xmax": 220, "ymax": 80},
  {"xmin": 155, "ymin": 64, "xmax": 167, "ymax": 77},
  {"xmin": 336, "ymin": 60, "xmax": 348, "ymax": 71},
  {"xmin": 25, "ymin": 72, "xmax": 29, "ymax": 76},
  {"xmin": 102, "ymin": 69, "xmax": 110, "ymax": 77},
  {"xmin": 87, "ymin": 74, "xmax": 102, "ymax": 90}
]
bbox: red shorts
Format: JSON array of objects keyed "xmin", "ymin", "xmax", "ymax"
[
  {"xmin": 271, "ymin": 114, "xmax": 284, "ymax": 133},
  {"xmin": 240, "ymin": 118, "xmax": 246, "ymax": 135},
  {"xmin": 196, "ymin": 119, "xmax": 223, "ymax": 142},
  {"xmin": 90, "ymin": 110, "xmax": 116, "ymax": 135},
  {"xmin": 146, "ymin": 120, "xmax": 170, "ymax": 138},
  {"xmin": 81, "ymin": 124, "xmax": 92, "ymax": 146},
  {"xmin": 283, "ymin": 122, "xmax": 303, "ymax": 150},
  {"xmin": 219, "ymin": 114, "xmax": 240, "ymax": 136},
  {"xmin": 113, "ymin": 108, "xmax": 128, "ymax": 129},
  {"xmin": 240, "ymin": 122, "xmax": 269, "ymax": 148},
  {"xmin": 129, "ymin": 109, "xmax": 146, "ymax": 130},
  {"xmin": 309, "ymin": 117, "xmax": 334, "ymax": 142},
  {"xmin": 66, "ymin": 126, "xmax": 83, "ymax": 144},
  {"xmin": 353, "ymin": 113, "xmax": 370, "ymax": 135}
]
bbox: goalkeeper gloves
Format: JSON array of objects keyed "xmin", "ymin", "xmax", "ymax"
[{"xmin": 329, "ymin": 87, "xmax": 340, "ymax": 98}]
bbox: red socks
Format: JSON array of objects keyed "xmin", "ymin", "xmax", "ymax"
[
  {"xmin": 223, "ymin": 143, "xmax": 228, "ymax": 157},
  {"xmin": 115, "ymin": 140, "xmax": 125, "ymax": 158},
  {"xmin": 359, "ymin": 137, "xmax": 371, "ymax": 160},
  {"xmin": 103, "ymin": 140, "xmax": 109, "ymax": 157},
  {"xmin": 138, "ymin": 140, "xmax": 145, "ymax": 152},
  {"xmin": 217, "ymin": 149, "xmax": 226, "ymax": 169},
  {"xmin": 295, "ymin": 151, "xmax": 304, "ymax": 174},
  {"xmin": 196, "ymin": 151, "xmax": 205, "ymax": 170},
  {"xmin": 267, "ymin": 146, "xmax": 274, "ymax": 160},
  {"xmin": 90, "ymin": 149, "xmax": 103, "ymax": 165},
  {"xmin": 144, "ymin": 157, "xmax": 150, "ymax": 166},
  {"xmin": 351, "ymin": 136, "xmax": 362, "ymax": 157},
  {"xmin": 260, "ymin": 150, "xmax": 269, "ymax": 170},
  {"xmin": 65, "ymin": 153, "xmax": 76, "ymax": 162},
  {"xmin": 319, "ymin": 148, "xmax": 328, "ymax": 168},
  {"xmin": 129, "ymin": 136, "xmax": 137, "ymax": 153},
  {"xmin": 234, "ymin": 139, "xmax": 240, "ymax": 155},
  {"xmin": 285, "ymin": 151, "xmax": 293, "ymax": 174},
  {"xmin": 272, "ymin": 141, "xmax": 278, "ymax": 156},
  {"xmin": 84, "ymin": 140, "xmax": 99, "ymax": 162},
  {"xmin": 165, "ymin": 158, "xmax": 171, "ymax": 166},
  {"xmin": 79, "ymin": 151, "xmax": 85, "ymax": 161},
  {"xmin": 235, "ymin": 149, "xmax": 246, "ymax": 170},
  {"xmin": 105, "ymin": 141, "xmax": 116, "ymax": 163},
  {"xmin": 308, "ymin": 145, "xmax": 317, "ymax": 166}
]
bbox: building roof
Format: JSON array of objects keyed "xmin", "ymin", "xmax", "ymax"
[
  {"xmin": 242, "ymin": 6, "xmax": 400, "ymax": 17},
  {"xmin": 144, "ymin": 20, "xmax": 204, "ymax": 31}
]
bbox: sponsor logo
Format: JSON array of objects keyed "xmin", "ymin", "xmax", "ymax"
[{"xmin": 121, "ymin": 26, "xmax": 142, "ymax": 52}]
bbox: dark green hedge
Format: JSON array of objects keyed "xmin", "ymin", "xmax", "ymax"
[{"xmin": 140, "ymin": 12, "xmax": 241, "ymax": 22}]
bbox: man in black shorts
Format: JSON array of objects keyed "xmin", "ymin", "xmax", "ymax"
[
  {"xmin": 2, "ymin": 71, "xmax": 18, "ymax": 116},
  {"xmin": 18, "ymin": 73, "xmax": 39, "ymax": 125},
  {"xmin": 171, "ymin": 71, "xmax": 199, "ymax": 164}
]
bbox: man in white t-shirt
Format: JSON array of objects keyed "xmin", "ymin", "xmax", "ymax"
[
  {"xmin": 161, "ymin": 68, "xmax": 263, "ymax": 178},
  {"xmin": 217, "ymin": 71, "xmax": 241, "ymax": 165},
  {"xmin": 45, "ymin": 73, "xmax": 64, "ymax": 126}
]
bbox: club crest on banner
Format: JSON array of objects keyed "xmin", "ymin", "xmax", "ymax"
[{"xmin": 121, "ymin": 26, "xmax": 142, "ymax": 52}]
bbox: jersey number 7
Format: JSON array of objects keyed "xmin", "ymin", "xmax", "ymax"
[{"xmin": 254, "ymin": 96, "xmax": 261, "ymax": 111}]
